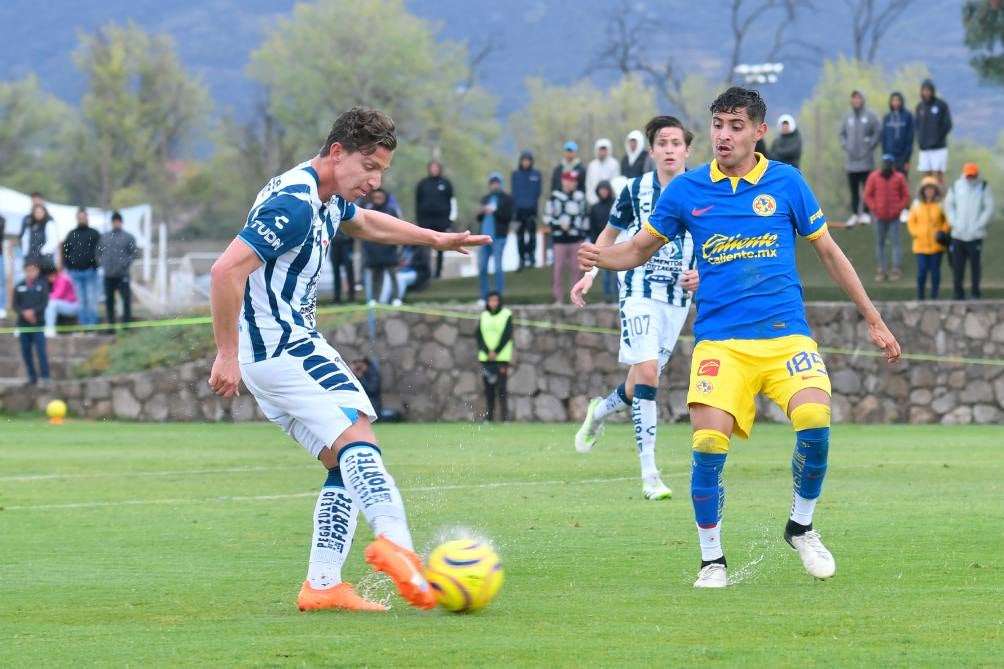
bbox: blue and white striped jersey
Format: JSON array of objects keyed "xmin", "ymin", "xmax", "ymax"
[
  {"xmin": 608, "ymin": 170, "xmax": 695, "ymax": 306},
  {"xmin": 236, "ymin": 161, "xmax": 358, "ymax": 363}
]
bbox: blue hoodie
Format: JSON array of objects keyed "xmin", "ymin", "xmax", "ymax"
[
  {"xmin": 510, "ymin": 150, "xmax": 542, "ymax": 210},
  {"xmin": 881, "ymin": 91, "xmax": 914, "ymax": 164}
]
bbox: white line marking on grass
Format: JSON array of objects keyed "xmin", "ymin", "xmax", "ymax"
[
  {"xmin": 2, "ymin": 475, "xmax": 670, "ymax": 511},
  {"xmin": 0, "ymin": 464, "xmax": 318, "ymax": 482}
]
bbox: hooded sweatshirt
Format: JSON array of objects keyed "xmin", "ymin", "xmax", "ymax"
[
  {"xmin": 585, "ymin": 138, "xmax": 621, "ymax": 207},
  {"xmin": 881, "ymin": 92, "xmax": 914, "ymax": 164},
  {"xmin": 839, "ymin": 91, "xmax": 881, "ymax": 172},
  {"xmin": 511, "ymin": 150, "xmax": 542, "ymax": 211},
  {"xmin": 769, "ymin": 114, "xmax": 802, "ymax": 168},
  {"xmin": 945, "ymin": 175, "xmax": 994, "ymax": 242},
  {"xmin": 907, "ymin": 180, "xmax": 950, "ymax": 254},
  {"xmin": 620, "ymin": 130, "xmax": 649, "ymax": 179},
  {"xmin": 915, "ymin": 79, "xmax": 952, "ymax": 151},
  {"xmin": 588, "ymin": 180, "xmax": 615, "ymax": 242}
]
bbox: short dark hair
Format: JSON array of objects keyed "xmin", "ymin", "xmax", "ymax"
[
  {"xmin": 320, "ymin": 106, "xmax": 397, "ymax": 156},
  {"xmin": 30, "ymin": 191, "xmax": 43, "ymax": 199},
  {"xmin": 709, "ymin": 87, "xmax": 767, "ymax": 125},
  {"xmin": 644, "ymin": 115, "xmax": 694, "ymax": 148},
  {"xmin": 111, "ymin": 210, "xmax": 123, "ymax": 222}
]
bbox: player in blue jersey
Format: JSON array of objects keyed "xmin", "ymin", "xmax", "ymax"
[
  {"xmin": 208, "ymin": 107, "xmax": 489, "ymax": 611},
  {"xmin": 579, "ymin": 88, "xmax": 901, "ymax": 588},
  {"xmin": 570, "ymin": 115, "xmax": 699, "ymax": 500}
]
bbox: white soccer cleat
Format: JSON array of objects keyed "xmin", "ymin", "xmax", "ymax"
[
  {"xmin": 574, "ymin": 397, "xmax": 605, "ymax": 453},
  {"xmin": 785, "ymin": 529, "xmax": 836, "ymax": 579},
  {"xmin": 642, "ymin": 477, "xmax": 672, "ymax": 500},
  {"xmin": 693, "ymin": 563, "xmax": 728, "ymax": 588}
]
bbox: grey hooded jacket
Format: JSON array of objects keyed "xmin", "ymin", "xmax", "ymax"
[{"xmin": 839, "ymin": 93, "xmax": 881, "ymax": 172}]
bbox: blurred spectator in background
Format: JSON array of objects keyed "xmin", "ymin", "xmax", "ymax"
[
  {"xmin": 585, "ymin": 139, "xmax": 620, "ymax": 208},
  {"xmin": 0, "ymin": 213, "xmax": 6, "ymax": 320},
  {"xmin": 43, "ymin": 266, "xmax": 79, "ymax": 337},
  {"xmin": 881, "ymin": 92, "xmax": 913, "ymax": 176},
  {"xmin": 476, "ymin": 172, "xmax": 514, "ymax": 301},
  {"xmin": 915, "ymin": 79, "xmax": 952, "ymax": 185},
  {"xmin": 476, "ymin": 291, "xmax": 512, "ymax": 423},
  {"xmin": 769, "ymin": 114, "xmax": 802, "ymax": 168},
  {"xmin": 545, "ymin": 170, "xmax": 588, "ymax": 304},
  {"xmin": 415, "ymin": 160, "xmax": 456, "ymax": 278},
  {"xmin": 98, "ymin": 211, "xmax": 138, "ymax": 326},
  {"xmin": 62, "ymin": 207, "xmax": 101, "ymax": 326},
  {"xmin": 362, "ymin": 188, "xmax": 403, "ymax": 306},
  {"xmin": 395, "ymin": 246, "xmax": 428, "ymax": 300},
  {"xmin": 863, "ymin": 154, "xmax": 911, "ymax": 282},
  {"xmin": 20, "ymin": 202, "xmax": 59, "ymax": 270},
  {"xmin": 550, "ymin": 140, "xmax": 586, "ymax": 193},
  {"xmin": 907, "ymin": 177, "xmax": 951, "ymax": 300},
  {"xmin": 511, "ymin": 150, "xmax": 542, "ymax": 270},
  {"xmin": 588, "ymin": 179, "xmax": 618, "ymax": 302},
  {"xmin": 839, "ymin": 90, "xmax": 880, "ymax": 226},
  {"xmin": 945, "ymin": 162, "xmax": 994, "ymax": 300},
  {"xmin": 329, "ymin": 226, "xmax": 356, "ymax": 304},
  {"xmin": 621, "ymin": 130, "xmax": 652, "ymax": 179},
  {"xmin": 14, "ymin": 259, "xmax": 50, "ymax": 385}
]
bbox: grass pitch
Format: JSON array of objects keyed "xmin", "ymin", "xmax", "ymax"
[{"xmin": 1, "ymin": 419, "xmax": 1001, "ymax": 668}]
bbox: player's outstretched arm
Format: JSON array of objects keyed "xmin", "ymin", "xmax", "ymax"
[
  {"xmin": 345, "ymin": 208, "xmax": 490, "ymax": 255},
  {"xmin": 208, "ymin": 239, "xmax": 264, "ymax": 397},
  {"xmin": 810, "ymin": 231, "xmax": 901, "ymax": 362},
  {"xmin": 579, "ymin": 229, "xmax": 662, "ymax": 273}
]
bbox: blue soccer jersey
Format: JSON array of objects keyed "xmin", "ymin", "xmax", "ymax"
[
  {"xmin": 645, "ymin": 155, "xmax": 827, "ymax": 342},
  {"xmin": 237, "ymin": 161, "xmax": 358, "ymax": 363},
  {"xmin": 608, "ymin": 170, "xmax": 695, "ymax": 307}
]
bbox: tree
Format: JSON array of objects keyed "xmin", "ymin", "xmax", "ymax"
[
  {"xmin": 63, "ymin": 22, "xmax": 212, "ymax": 211},
  {"xmin": 247, "ymin": 0, "xmax": 501, "ymax": 224},
  {"xmin": 0, "ymin": 75, "xmax": 75, "ymax": 198},
  {"xmin": 845, "ymin": 0, "xmax": 918, "ymax": 63},
  {"xmin": 963, "ymin": 0, "xmax": 1004, "ymax": 85}
]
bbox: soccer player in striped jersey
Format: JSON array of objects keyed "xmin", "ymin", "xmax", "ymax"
[
  {"xmin": 570, "ymin": 116, "xmax": 699, "ymax": 500},
  {"xmin": 580, "ymin": 88, "xmax": 901, "ymax": 588},
  {"xmin": 208, "ymin": 107, "xmax": 489, "ymax": 612}
]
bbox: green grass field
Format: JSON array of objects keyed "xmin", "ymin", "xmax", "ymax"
[{"xmin": 1, "ymin": 420, "xmax": 1001, "ymax": 668}]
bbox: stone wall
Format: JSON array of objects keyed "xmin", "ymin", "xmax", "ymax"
[{"xmin": 2, "ymin": 301, "xmax": 1002, "ymax": 424}]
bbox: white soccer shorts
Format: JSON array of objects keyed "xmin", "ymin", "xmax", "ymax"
[
  {"xmin": 241, "ymin": 337, "xmax": 376, "ymax": 459},
  {"xmin": 618, "ymin": 296, "xmax": 689, "ymax": 367},
  {"xmin": 918, "ymin": 148, "xmax": 948, "ymax": 173}
]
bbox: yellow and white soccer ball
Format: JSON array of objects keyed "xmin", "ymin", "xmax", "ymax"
[{"xmin": 425, "ymin": 539, "xmax": 504, "ymax": 613}]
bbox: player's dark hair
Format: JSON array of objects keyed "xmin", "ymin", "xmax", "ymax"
[
  {"xmin": 644, "ymin": 115, "xmax": 694, "ymax": 148},
  {"xmin": 709, "ymin": 87, "xmax": 767, "ymax": 125},
  {"xmin": 321, "ymin": 106, "xmax": 397, "ymax": 156}
]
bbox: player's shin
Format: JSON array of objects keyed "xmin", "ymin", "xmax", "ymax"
[
  {"xmin": 788, "ymin": 403, "xmax": 831, "ymax": 529},
  {"xmin": 338, "ymin": 442, "xmax": 415, "ymax": 551},
  {"xmin": 594, "ymin": 383, "xmax": 631, "ymax": 422},
  {"xmin": 692, "ymin": 429, "xmax": 730, "ymax": 563},
  {"xmin": 632, "ymin": 384, "xmax": 658, "ymax": 480},
  {"xmin": 307, "ymin": 467, "xmax": 359, "ymax": 589}
]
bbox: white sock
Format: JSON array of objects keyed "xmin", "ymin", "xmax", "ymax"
[
  {"xmin": 790, "ymin": 493, "xmax": 817, "ymax": 526},
  {"xmin": 698, "ymin": 523, "xmax": 724, "ymax": 561},
  {"xmin": 632, "ymin": 385, "xmax": 659, "ymax": 480},
  {"xmin": 306, "ymin": 470, "xmax": 358, "ymax": 589},
  {"xmin": 338, "ymin": 443, "xmax": 415, "ymax": 551},
  {"xmin": 594, "ymin": 385, "xmax": 629, "ymax": 422}
]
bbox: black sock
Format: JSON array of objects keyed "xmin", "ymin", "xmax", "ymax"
[
  {"xmin": 701, "ymin": 556, "xmax": 727, "ymax": 568},
  {"xmin": 785, "ymin": 519, "xmax": 812, "ymax": 537}
]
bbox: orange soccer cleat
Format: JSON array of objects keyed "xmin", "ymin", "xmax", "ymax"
[
  {"xmin": 364, "ymin": 535, "xmax": 436, "ymax": 610},
  {"xmin": 297, "ymin": 581, "xmax": 388, "ymax": 612}
]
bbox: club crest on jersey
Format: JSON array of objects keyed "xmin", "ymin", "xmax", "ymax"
[
  {"xmin": 697, "ymin": 358, "xmax": 720, "ymax": 376},
  {"xmin": 696, "ymin": 380, "xmax": 713, "ymax": 394},
  {"xmin": 752, "ymin": 194, "xmax": 777, "ymax": 217}
]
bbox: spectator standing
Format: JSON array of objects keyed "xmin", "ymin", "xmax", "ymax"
[
  {"xmin": 621, "ymin": 130, "xmax": 651, "ymax": 179},
  {"xmin": 839, "ymin": 90, "xmax": 881, "ymax": 226},
  {"xmin": 544, "ymin": 171, "xmax": 588, "ymax": 304},
  {"xmin": 415, "ymin": 160, "xmax": 457, "ymax": 279},
  {"xmin": 863, "ymin": 155, "xmax": 911, "ymax": 281},
  {"xmin": 945, "ymin": 162, "xmax": 994, "ymax": 299},
  {"xmin": 585, "ymin": 138, "xmax": 621, "ymax": 208},
  {"xmin": 361, "ymin": 189, "xmax": 403, "ymax": 305},
  {"xmin": 328, "ymin": 226, "xmax": 356, "ymax": 304},
  {"xmin": 20, "ymin": 203, "xmax": 59, "ymax": 270},
  {"xmin": 769, "ymin": 114, "xmax": 802, "ymax": 168},
  {"xmin": 0, "ymin": 213, "xmax": 6, "ymax": 320},
  {"xmin": 511, "ymin": 150, "xmax": 542, "ymax": 270},
  {"xmin": 881, "ymin": 92, "xmax": 914, "ymax": 176},
  {"xmin": 43, "ymin": 267, "xmax": 79, "ymax": 337},
  {"xmin": 14, "ymin": 259, "xmax": 50, "ymax": 385},
  {"xmin": 907, "ymin": 177, "xmax": 951, "ymax": 300},
  {"xmin": 62, "ymin": 207, "xmax": 102, "ymax": 326},
  {"xmin": 11, "ymin": 192, "xmax": 47, "ymax": 281},
  {"xmin": 476, "ymin": 172, "xmax": 514, "ymax": 301},
  {"xmin": 97, "ymin": 211, "xmax": 138, "ymax": 326},
  {"xmin": 587, "ymin": 180, "xmax": 618, "ymax": 302},
  {"xmin": 550, "ymin": 140, "xmax": 586, "ymax": 193},
  {"xmin": 915, "ymin": 79, "xmax": 952, "ymax": 185},
  {"xmin": 476, "ymin": 291, "xmax": 513, "ymax": 423}
]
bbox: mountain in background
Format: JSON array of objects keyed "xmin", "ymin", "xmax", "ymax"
[{"xmin": 1, "ymin": 0, "xmax": 999, "ymax": 142}]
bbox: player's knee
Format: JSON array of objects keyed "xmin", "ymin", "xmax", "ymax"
[
  {"xmin": 633, "ymin": 361, "xmax": 659, "ymax": 387},
  {"xmin": 790, "ymin": 403, "xmax": 831, "ymax": 432},
  {"xmin": 693, "ymin": 428, "xmax": 730, "ymax": 454}
]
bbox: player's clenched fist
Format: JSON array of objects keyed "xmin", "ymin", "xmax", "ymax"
[
  {"xmin": 208, "ymin": 354, "xmax": 242, "ymax": 398},
  {"xmin": 578, "ymin": 242, "xmax": 600, "ymax": 272}
]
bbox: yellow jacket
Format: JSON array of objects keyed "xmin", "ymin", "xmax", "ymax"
[{"xmin": 907, "ymin": 200, "xmax": 950, "ymax": 254}]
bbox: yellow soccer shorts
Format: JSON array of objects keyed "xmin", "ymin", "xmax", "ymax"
[{"xmin": 687, "ymin": 335, "xmax": 832, "ymax": 439}]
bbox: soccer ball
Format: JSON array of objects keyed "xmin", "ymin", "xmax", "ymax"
[
  {"xmin": 425, "ymin": 539, "xmax": 504, "ymax": 613},
  {"xmin": 46, "ymin": 399, "xmax": 67, "ymax": 423}
]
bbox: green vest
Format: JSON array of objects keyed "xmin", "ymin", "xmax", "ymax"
[{"xmin": 478, "ymin": 308, "xmax": 513, "ymax": 362}]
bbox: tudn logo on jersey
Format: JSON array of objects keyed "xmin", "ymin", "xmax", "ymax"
[
  {"xmin": 752, "ymin": 194, "xmax": 777, "ymax": 217},
  {"xmin": 247, "ymin": 219, "xmax": 283, "ymax": 251},
  {"xmin": 701, "ymin": 232, "xmax": 779, "ymax": 265},
  {"xmin": 697, "ymin": 358, "xmax": 720, "ymax": 377}
]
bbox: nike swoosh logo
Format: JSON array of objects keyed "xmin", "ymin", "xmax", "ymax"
[
  {"xmin": 801, "ymin": 374, "xmax": 821, "ymax": 380},
  {"xmin": 692, "ymin": 495, "xmax": 713, "ymax": 502},
  {"xmin": 691, "ymin": 205, "xmax": 714, "ymax": 216},
  {"xmin": 395, "ymin": 550, "xmax": 429, "ymax": 590}
]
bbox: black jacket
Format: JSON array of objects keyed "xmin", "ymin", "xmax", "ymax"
[
  {"xmin": 63, "ymin": 226, "xmax": 102, "ymax": 270},
  {"xmin": 476, "ymin": 191, "xmax": 515, "ymax": 238},
  {"xmin": 361, "ymin": 202, "xmax": 400, "ymax": 268},
  {"xmin": 915, "ymin": 83, "xmax": 952, "ymax": 151},
  {"xmin": 14, "ymin": 276, "xmax": 49, "ymax": 327},
  {"xmin": 415, "ymin": 175, "xmax": 454, "ymax": 223},
  {"xmin": 588, "ymin": 181, "xmax": 615, "ymax": 242},
  {"xmin": 550, "ymin": 161, "xmax": 586, "ymax": 193},
  {"xmin": 769, "ymin": 130, "xmax": 802, "ymax": 168}
]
